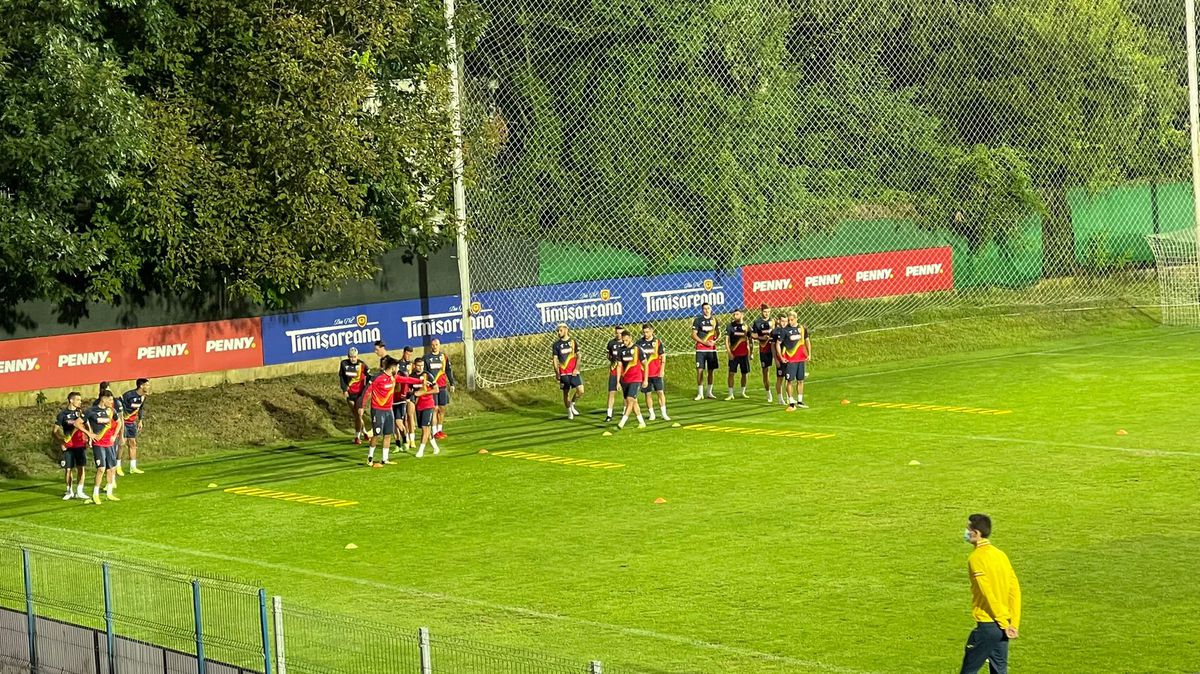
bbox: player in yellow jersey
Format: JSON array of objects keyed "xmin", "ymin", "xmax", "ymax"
[{"xmin": 960, "ymin": 513, "xmax": 1021, "ymax": 674}]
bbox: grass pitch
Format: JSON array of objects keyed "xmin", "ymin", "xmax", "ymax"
[{"xmin": 1, "ymin": 313, "xmax": 1198, "ymax": 673}]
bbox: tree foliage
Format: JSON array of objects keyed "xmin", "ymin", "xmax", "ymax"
[
  {"xmin": 0, "ymin": 0, "xmax": 483, "ymax": 327},
  {"xmin": 467, "ymin": 0, "xmax": 1187, "ymax": 277}
]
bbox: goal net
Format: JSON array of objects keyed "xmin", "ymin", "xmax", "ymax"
[
  {"xmin": 1147, "ymin": 229, "xmax": 1200, "ymax": 326},
  {"xmin": 458, "ymin": 0, "xmax": 1190, "ymax": 387}
]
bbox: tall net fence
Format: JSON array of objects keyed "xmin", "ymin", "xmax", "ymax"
[{"xmin": 460, "ymin": 0, "xmax": 1196, "ymax": 386}]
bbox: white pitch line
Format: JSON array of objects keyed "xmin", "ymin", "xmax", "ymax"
[
  {"xmin": 804, "ymin": 423, "xmax": 1200, "ymax": 459},
  {"xmin": 817, "ymin": 328, "xmax": 1200, "ymax": 384},
  {"xmin": 0, "ymin": 520, "xmax": 879, "ymax": 674}
]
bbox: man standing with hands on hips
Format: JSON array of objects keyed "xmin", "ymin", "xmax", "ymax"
[{"xmin": 960, "ymin": 513, "xmax": 1021, "ymax": 674}]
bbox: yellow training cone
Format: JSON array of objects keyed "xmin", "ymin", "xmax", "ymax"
[
  {"xmin": 908, "ymin": 460, "xmax": 921, "ymax": 466},
  {"xmin": 478, "ymin": 449, "xmax": 489, "ymax": 454},
  {"xmin": 345, "ymin": 543, "xmax": 358, "ymax": 550},
  {"xmin": 654, "ymin": 498, "xmax": 667, "ymax": 504},
  {"xmin": 207, "ymin": 483, "xmax": 219, "ymax": 488}
]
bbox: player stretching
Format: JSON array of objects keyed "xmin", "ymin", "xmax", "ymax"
[
  {"xmin": 339, "ymin": 348, "xmax": 370, "ymax": 443},
  {"xmin": 395, "ymin": 346, "xmax": 417, "ymax": 448},
  {"xmin": 751, "ymin": 304, "xmax": 775, "ymax": 401},
  {"xmin": 412, "ymin": 358, "xmax": 441, "ymax": 458},
  {"xmin": 637, "ymin": 324, "xmax": 669, "ymax": 421},
  {"xmin": 119, "ymin": 379, "xmax": 150, "ymax": 473},
  {"xmin": 604, "ymin": 325, "xmax": 624, "ymax": 422},
  {"xmin": 54, "ymin": 392, "xmax": 93, "ymax": 500},
  {"xmin": 775, "ymin": 311, "xmax": 812, "ymax": 411},
  {"xmin": 423, "ymin": 339, "xmax": 454, "ymax": 440},
  {"xmin": 616, "ymin": 330, "xmax": 647, "ymax": 429},
  {"xmin": 85, "ymin": 390, "xmax": 121, "ymax": 504},
  {"xmin": 98, "ymin": 382, "xmax": 126, "ymax": 476},
  {"xmin": 552, "ymin": 324, "xmax": 584, "ymax": 419},
  {"xmin": 692, "ymin": 303, "xmax": 719, "ymax": 400},
  {"xmin": 725, "ymin": 308, "xmax": 751, "ymax": 400},
  {"xmin": 769, "ymin": 318, "xmax": 788, "ymax": 406},
  {"xmin": 366, "ymin": 357, "xmax": 399, "ymax": 466}
]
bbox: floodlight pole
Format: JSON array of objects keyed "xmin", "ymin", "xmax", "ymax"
[
  {"xmin": 446, "ymin": 0, "xmax": 477, "ymax": 391},
  {"xmin": 1186, "ymin": 0, "xmax": 1200, "ymax": 253}
]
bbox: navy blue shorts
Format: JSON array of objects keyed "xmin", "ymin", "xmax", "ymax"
[
  {"xmin": 644, "ymin": 376, "xmax": 664, "ymax": 392},
  {"xmin": 392, "ymin": 400, "xmax": 408, "ymax": 420},
  {"xmin": 61, "ymin": 447, "xmax": 87, "ymax": 469},
  {"xmin": 729, "ymin": 355, "xmax": 750, "ymax": 374},
  {"xmin": 559, "ymin": 374, "xmax": 583, "ymax": 391},
  {"xmin": 695, "ymin": 351, "xmax": 719, "ymax": 371},
  {"xmin": 621, "ymin": 382, "xmax": 642, "ymax": 399},
  {"xmin": 608, "ymin": 372, "xmax": 619, "ymax": 392},
  {"xmin": 93, "ymin": 445, "xmax": 117, "ymax": 469},
  {"xmin": 123, "ymin": 423, "xmax": 138, "ymax": 439},
  {"xmin": 372, "ymin": 410, "xmax": 396, "ymax": 437},
  {"xmin": 759, "ymin": 351, "xmax": 774, "ymax": 369},
  {"xmin": 784, "ymin": 361, "xmax": 806, "ymax": 382},
  {"xmin": 435, "ymin": 389, "xmax": 450, "ymax": 407},
  {"xmin": 417, "ymin": 408, "xmax": 435, "ymax": 428}
]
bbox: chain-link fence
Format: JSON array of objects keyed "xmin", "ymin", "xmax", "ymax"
[
  {"xmin": 458, "ymin": 0, "xmax": 1197, "ymax": 385},
  {"xmin": 0, "ymin": 539, "xmax": 630, "ymax": 674}
]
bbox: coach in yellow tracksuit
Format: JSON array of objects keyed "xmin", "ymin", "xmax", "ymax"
[{"xmin": 960, "ymin": 513, "xmax": 1021, "ymax": 674}]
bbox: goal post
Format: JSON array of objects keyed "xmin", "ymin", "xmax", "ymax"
[{"xmin": 1147, "ymin": 230, "xmax": 1200, "ymax": 325}]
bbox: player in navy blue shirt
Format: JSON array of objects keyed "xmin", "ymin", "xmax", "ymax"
[{"xmin": 120, "ymin": 378, "xmax": 151, "ymax": 474}]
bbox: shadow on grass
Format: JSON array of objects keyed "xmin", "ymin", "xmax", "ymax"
[{"xmin": 262, "ymin": 400, "xmax": 329, "ymax": 442}]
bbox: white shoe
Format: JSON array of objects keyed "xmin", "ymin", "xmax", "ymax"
[
  {"xmin": 570, "ymin": 404, "xmax": 580, "ymax": 415},
  {"xmin": 724, "ymin": 394, "xmax": 735, "ymax": 401},
  {"xmin": 648, "ymin": 413, "xmax": 656, "ymax": 421},
  {"xmin": 433, "ymin": 447, "xmax": 440, "ymax": 455},
  {"xmin": 568, "ymin": 409, "xmax": 575, "ymax": 420},
  {"xmin": 76, "ymin": 491, "xmax": 87, "ymax": 500},
  {"xmin": 740, "ymin": 392, "xmax": 750, "ymax": 399},
  {"xmin": 415, "ymin": 449, "xmax": 425, "ymax": 458},
  {"xmin": 661, "ymin": 413, "xmax": 671, "ymax": 421},
  {"xmin": 767, "ymin": 394, "xmax": 773, "ymax": 402},
  {"xmin": 637, "ymin": 420, "xmax": 646, "ymax": 429},
  {"xmin": 62, "ymin": 492, "xmax": 73, "ymax": 501},
  {"xmin": 706, "ymin": 393, "xmax": 717, "ymax": 399},
  {"xmin": 693, "ymin": 394, "xmax": 704, "ymax": 401}
]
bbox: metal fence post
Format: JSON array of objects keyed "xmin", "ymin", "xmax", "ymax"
[
  {"xmin": 272, "ymin": 596, "xmax": 286, "ymax": 674},
  {"xmin": 103, "ymin": 563, "xmax": 116, "ymax": 674},
  {"xmin": 192, "ymin": 579, "xmax": 206, "ymax": 674},
  {"xmin": 589, "ymin": 661, "xmax": 603, "ymax": 674},
  {"xmin": 258, "ymin": 589, "xmax": 273, "ymax": 674},
  {"xmin": 21, "ymin": 548, "xmax": 37, "ymax": 673},
  {"xmin": 418, "ymin": 627, "xmax": 432, "ymax": 674}
]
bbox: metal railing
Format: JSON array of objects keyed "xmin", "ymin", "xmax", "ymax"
[{"xmin": 0, "ymin": 539, "xmax": 620, "ymax": 674}]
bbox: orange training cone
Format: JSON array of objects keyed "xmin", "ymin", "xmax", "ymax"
[
  {"xmin": 478, "ymin": 449, "xmax": 489, "ymax": 454},
  {"xmin": 654, "ymin": 498, "xmax": 667, "ymax": 504},
  {"xmin": 841, "ymin": 399, "xmax": 850, "ymax": 405},
  {"xmin": 1116, "ymin": 429, "xmax": 1128, "ymax": 436}
]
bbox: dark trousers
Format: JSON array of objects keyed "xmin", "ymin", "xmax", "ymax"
[{"xmin": 959, "ymin": 621, "xmax": 1009, "ymax": 674}]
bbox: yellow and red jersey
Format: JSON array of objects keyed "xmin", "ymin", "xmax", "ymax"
[
  {"xmin": 778, "ymin": 325, "xmax": 810, "ymax": 363},
  {"xmin": 85, "ymin": 405, "xmax": 120, "ymax": 447},
  {"xmin": 751, "ymin": 317, "xmax": 773, "ymax": 353},
  {"xmin": 56, "ymin": 408, "xmax": 88, "ymax": 448},
  {"xmin": 619, "ymin": 343, "xmax": 644, "ymax": 383},
  {"xmin": 727, "ymin": 321, "xmax": 750, "ymax": 357},
  {"xmin": 415, "ymin": 371, "xmax": 439, "ymax": 411},
  {"xmin": 423, "ymin": 352, "xmax": 453, "ymax": 387},
  {"xmin": 553, "ymin": 338, "xmax": 579, "ymax": 375},
  {"xmin": 692, "ymin": 314, "xmax": 719, "ymax": 351},
  {"xmin": 637, "ymin": 337, "xmax": 664, "ymax": 378},
  {"xmin": 368, "ymin": 372, "xmax": 396, "ymax": 411},
  {"xmin": 606, "ymin": 338, "xmax": 622, "ymax": 374},
  {"xmin": 339, "ymin": 359, "xmax": 369, "ymax": 395}
]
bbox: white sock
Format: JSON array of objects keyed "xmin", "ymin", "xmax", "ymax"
[
  {"xmin": 619, "ymin": 414, "xmax": 628, "ymax": 428},
  {"xmin": 661, "ymin": 405, "xmax": 668, "ymax": 416},
  {"xmin": 430, "ymin": 438, "xmax": 440, "ymax": 453},
  {"xmin": 707, "ymin": 385, "xmax": 714, "ymax": 395},
  {"xmin": 105, "ymin": 482, "xmax": 113, "ymax": 497},
  {"xmin": 606, "ymin": 405, "xmax": 613, "ymax": 416},
  {"xmin": 116, "ymin": 460, "xmax": 123, "ymax": 470},
  {"xmin": 697, "ymin": 386, "xmax": 704, "ymax": 396},
  {"xmin": 382, "ymin": 448, "xmax": 390, "ymax": 463},
  {"xmin": 741, "ymin": 387, "xmax": 746, "ymax": 395},
  {"xmin": 417, "ymin": 443, "xmax": 425, "ymax": 456},
  {"xmin": 93, "ymin": 486, "xmax": 100, "ymax": 498},
  {"xmin": 636, "ymin": 412, "xmax": 644, "ymax": 423},
  {"xmin": 728, "ymin": 387, "xmax": 734, "ymax": 396},
  {"xmin": 648, "ymin": 408, "xmax": 656, "ymax": 420},
  {"xmin": 367, "ymin": 448, "xmax": 375, "ymax": 461},
  {"xmin": 798, "ymin": 394, "xmax": 804, "ymax": 402},
  {"xmin": 130, "ymin": 460, "xmax": 137, "ymax": 470}
]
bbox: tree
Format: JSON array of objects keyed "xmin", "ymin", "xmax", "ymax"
[
  {"xmin": 0, "ymin": 0, "xmax": 482, "ymax": 328},
  {"xmin": 893, "ymin": 0, "xmax": 1187, "ymax": 276}
]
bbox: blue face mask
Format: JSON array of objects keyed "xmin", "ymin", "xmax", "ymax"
[{"xmin": 963, "ymin": 528, "xmax": 973, "ymax": 543}]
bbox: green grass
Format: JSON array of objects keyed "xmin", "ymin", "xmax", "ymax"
[{"xmin": 2, "ymin": 309, "xmax": 1199, "ymax": 673}]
